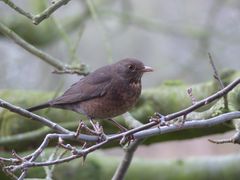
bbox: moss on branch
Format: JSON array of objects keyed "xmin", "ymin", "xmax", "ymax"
[{"xmin": 0, "ymin": 70, "xmax": 239, "ymax": 150}]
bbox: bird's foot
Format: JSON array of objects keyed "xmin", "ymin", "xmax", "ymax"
[
  {"xmin": 107, "ymin": 118, "xmax": 135, "ymax": 143},
  {"xmin": 74, "ymin": 120, "xmax": 107, "ymax": 141},
  {"xmin": 89, "ymin": 119, "xmax": 102, "ymax": 134},
  {"xmin": 74, "ymin": 120, "xmax": 97, "ymax": 136},
  {"xmin": 74, "ymin": 120, "xmax": 84, "ymax": 137},
  {"xmin": 89, "ymin": 119, "xmax": 108, "ymax": 142}
]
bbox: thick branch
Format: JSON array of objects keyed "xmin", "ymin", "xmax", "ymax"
[
  {"xmin": 112, "ymin": 139, "xmax": 143, "ymax": 180},
  {"xmin": 112, "ymin": 113, "xmax": 143, "ymax": 180},
  {"xmin": 0, "ymin": 98, "xmax": 98, "ymax": 142},
  {"xmin": 134, "ymin": 111, "xmax": 240, "ymax": 139},
  {"xmin": 1, "ymin": 111, "xmax": 239, "ymax": 175},
  {"xmin": 0, "ymin": 98, "xmax": 69, "ymax": 134}
]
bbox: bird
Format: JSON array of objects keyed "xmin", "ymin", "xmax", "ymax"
[{"xmin": 27, "ymin": 58, "xmax": 153, "ymax": 132}]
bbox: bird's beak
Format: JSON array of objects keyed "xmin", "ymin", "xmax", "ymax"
[{"xmin": 141, "ymin": 66, "xmax": 154, "ymax": 72}]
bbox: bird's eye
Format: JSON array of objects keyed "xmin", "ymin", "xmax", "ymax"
[{"xmin": 128, "ymin": 64, "xmax": 136, "ymax": 72}]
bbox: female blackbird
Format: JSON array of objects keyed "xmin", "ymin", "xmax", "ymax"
[{"xmin": 27, "ymin": 58, "xmax": 153, "ymax": 131}]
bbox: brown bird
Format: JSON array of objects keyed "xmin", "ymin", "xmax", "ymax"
[{"xmin": 27, "ymin": 58, "xmax": 153, "ymax": 132}]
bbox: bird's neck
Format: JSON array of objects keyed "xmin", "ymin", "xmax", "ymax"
[
  {"xmin": 129, "ymin": 78, "xmax": 139, "ymax": 84},
  {"xmin": 129, "ymin": 74, "xmax": 142, "ymax": 84}
]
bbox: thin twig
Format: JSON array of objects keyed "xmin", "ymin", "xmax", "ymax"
[
  {"xmin": 1, "ymin": 0, "xmax": 34, "ymax": 19},
  {"xmin": 86, "ymin": 0, "xmax": 113, "ymax": 62},
  {"xmin": 12, "ymin": 150, "xmax": 24, "ymax": 162},
  {"xmin": 208, "ymin": 132, "xmax": 240, "ymax": 144},
  {"xmin": 208, "ymin": 52, "xmax": 228, "ymax": 109},
  {"xmin": 0, "ymin": 21, "xmax": 64, "ymax": 70},
  {"xmin": 208, "ymin": 138, "xmax": 233, "ymax": 144},
  {"xmin": 52, "ymin": 65, "xmax": 89, "ymax": 76},
  {"xmin": 33, "ymin": 0, "xmax": 71, "ymax": 25},
  {"xmin": 1, "ymin": 0, "xmax": 71, "ymax": 25},
  {"xmin": 164, "ymin": 78, "xmax": 239, "ymax": 121},
  {"xmin": 18, "ymin": 170, "xmax": 27, "ymax": 180},
  {"xmin": 0, "ymin": 21, "xmax": 89, "ymax": 76},
  {"xmin": 41, "ymin": 146, "xmax": 65, "ymax": 179},
  {"xmin": 187, "ymin": 88, "xmax": 197, "ymax": 105},
  {"xmin": 0, "ymin": 161, "xmax": 18, "ymax": 180}
]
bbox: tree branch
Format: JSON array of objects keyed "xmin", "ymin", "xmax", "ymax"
[
  {"xmin": 112, "ymin": 139, "xmax": 143, "ymax": 180},
  {"xmin": 0, "ymin": 21, "xmax": 89, "ymax": 75},
  {"xmin": 0, "ymin": 78, "xmax": 239, "ymax": 179},
  {"xmin": 1, "ymin": 0, "xmax": 72, "ymax": 25},
  {"xmin": 0, "ymin": 98, "xmax": 98, "ymax": 142},
  {"xmin": 1, "ymin": 0, "xmax": 34, "ymax": 20},
  {"xmin": 112, "ymin": 112, "xmax": 143, "ymax": 180},
  {"xmin": 208, "ymin": 52, "xmax": 228, "ymax": 109},
  {"xmin": 1, "ymin": 111, "xmax": 240, "ymax": 174},
  {"xmin": 0, "ymin": 98, "xmax": 69, "ymax": 134},
  {"xmin": 164, "ymin": 78, "xmax": 239, "ymax": 121}
]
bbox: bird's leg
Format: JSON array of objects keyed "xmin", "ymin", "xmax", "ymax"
[
  {"xmin": 89, "ymin": 119, "xmax": 101, "ymax": 133},
  {"xmin": 108, "ymin": 118, "xmax": 135, "ymax": 143},
  {"xmin": 89, "ymin": 118, "xmax": 108, "ymax": 142},
  {"xmin": 89, "ymin": 118, "xmax": 103, "ymax": 135},
  {"xmin": 108, "ymin": 118, "xmax": 128, "ymax": 132},
  {"xmin": 75, "ymin": 120, "xmax": 100, "ymax": 136},
  {"xmin": 75, "ymin": 120, "xmax": 84, "ymax": 137}
]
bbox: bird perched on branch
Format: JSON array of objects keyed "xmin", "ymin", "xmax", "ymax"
[{"xmin": 27, "ymin": 58, "xmax": 153, "ymax": 132}]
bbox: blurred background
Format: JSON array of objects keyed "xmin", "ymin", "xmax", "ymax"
[{"xmin": 0, "ymin": 0, "xmax": 240, "ymax": 160}]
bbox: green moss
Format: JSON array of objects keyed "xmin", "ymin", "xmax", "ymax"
[
  {"xmin": 163, "ymin": 80, "xmax": 185, "ymax": 86},
  {"xmin": 0, "ymin": 70, "xmax": 239, "ymax": 151}
]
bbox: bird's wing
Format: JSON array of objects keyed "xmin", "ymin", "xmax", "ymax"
[{"xmin": 50, "ymin": 66, "xmax": 112, "ymax": 105}]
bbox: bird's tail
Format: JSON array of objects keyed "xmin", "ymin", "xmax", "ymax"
[{"xmin": 26, "ymin": 103, "xmax": 50, "ymax": 112}]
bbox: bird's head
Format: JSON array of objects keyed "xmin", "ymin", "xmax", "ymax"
[{"xmin": 115, "ymin": 58, "xmax": 153, "ymax": 83}]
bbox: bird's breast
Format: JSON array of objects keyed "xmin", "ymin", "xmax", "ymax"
[
  {"xmin": 109, "ymin": 81, "xmax": 141, "ymax": 104},
  {"xmin": 79, "ymin": 81, "xmax": 142, "ymax": 119}
]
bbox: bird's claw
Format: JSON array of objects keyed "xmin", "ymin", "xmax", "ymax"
[
  {"xmin": 74, "ymin": 120, "xmax": 85, "ymax": 137},
  {"xmin": 75, "ymin": 119, "xmax": 107, "ymax": 142}
]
